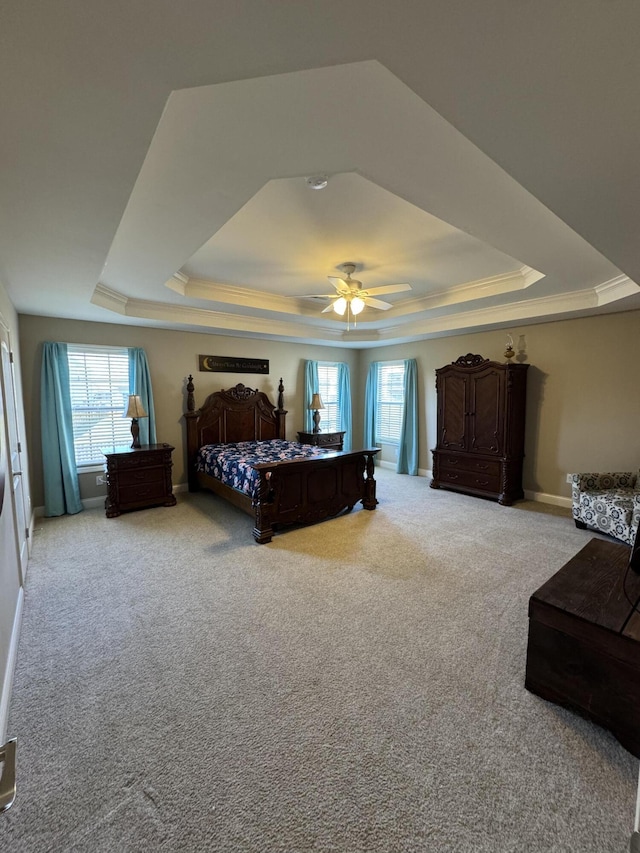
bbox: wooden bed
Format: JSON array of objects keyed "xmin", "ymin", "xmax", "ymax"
[{"xmin": 183, "ymin": 376, "xmax": 379, "ymax": 543}]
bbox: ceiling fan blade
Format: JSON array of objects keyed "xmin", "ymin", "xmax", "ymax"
[
  {"xmin": 321, "ymin": 303, "xmax": 336, "ymax": 314},
  {"xmin": 364, "ymin": 283, "xmax": 412, "ymax": 297},
  {"xmin": 328, "ymin": 276, "xmax": 349, "ymax": 292},
  {"xmin": 296, "ymin": 293, "xmax": 337, "ymax": 298},
  {"xmin": 365, "ymin": 297, "xmax": 394, "ymax": 310}
]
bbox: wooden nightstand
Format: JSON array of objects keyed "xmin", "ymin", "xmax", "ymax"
[
  {"xmin": 104, "ymin": 444, "xmax": 177, "ymax": 517},
  {"xmin": 297, "ymin": 430, "xmax": 345, "ymax": 451}
]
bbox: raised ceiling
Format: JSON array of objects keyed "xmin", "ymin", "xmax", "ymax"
[{"xmin": 2, "ymin": 3, "xmax": 639, "ymax": 347}]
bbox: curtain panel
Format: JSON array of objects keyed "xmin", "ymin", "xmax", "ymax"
[
  {"xmin": 41, "ymin": 342, "xmax": 83, "ymax": 516},
  {"xmin": 337, "ymin": 362, "xmax": 352, "ymax": 451},
  {"xmin": 363, "ymin": 361, "xmax": 379, "ymax": 451},
  {"xmin": 128, "ymin": 348, "xmax": 157, "ymax": 445},
  {"xmin": 396, "ymin": 358, "xmax": 418, "ymax": 475},
  {"xmin": 303, "ymin": 360, "xmax": 319, "ymax": 433}
]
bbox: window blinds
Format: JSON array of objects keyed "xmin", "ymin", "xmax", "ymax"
[
  {"xmin": 317, "ymin": 362, "xmax": 340, "ymax": 432},
  {"xmin": 376, "ymin": 362, "xmax": 405, "ymax": 444},
  {"xmin": 67, "ymin": 346, "xmax": 131, "ymax": 465}
]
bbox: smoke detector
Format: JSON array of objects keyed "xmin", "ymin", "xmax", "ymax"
[{"xmin": 306, "ymin": 175, "xmax": 328, "ymax": 190}]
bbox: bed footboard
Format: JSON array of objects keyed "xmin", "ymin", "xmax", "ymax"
[{"xmin": 251, "ymin": 449, "xmax": 379, "ymax": 543}]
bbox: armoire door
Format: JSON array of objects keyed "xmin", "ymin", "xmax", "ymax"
[
  {"xmin": 438, "ymin": 371, "xmax": 467, "ymax": 450},
  {"xmin": 468, "ymin": 367, "xmax": 505, "ymax": 455}
]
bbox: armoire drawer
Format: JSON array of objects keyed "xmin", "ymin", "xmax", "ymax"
[
  {"xmin": 438, "ymin": 466, "xmax": 501, "ymax": 494},
  {"xmin": 438, "ymin": 456, "xmax": 501, "ymax": 477}
]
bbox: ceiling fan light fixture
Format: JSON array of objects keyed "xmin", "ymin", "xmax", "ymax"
[
  {"xmin": 333, "ymin": 296, "xmax": 347, "ymax": 315},
  {"xmin": 350, "ymin": 296, "xmax": 365, "ymax": 315}
]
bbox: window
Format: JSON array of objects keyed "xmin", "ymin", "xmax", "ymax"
[
  {"xmin": 317, "ymin": 362, "xmax": 340, "ymax": 432},
  {"xmin": 375, "ymin": 361, "xmax": 405, "ymax": 444},
  {"xmin": 67, "ymin": 345, "xmax": 130, "ymax": 466}
]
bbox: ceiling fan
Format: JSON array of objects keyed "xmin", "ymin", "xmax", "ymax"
[{"xmin": 308, "ymin": 263, "xmax": 412, "ymax": 327}]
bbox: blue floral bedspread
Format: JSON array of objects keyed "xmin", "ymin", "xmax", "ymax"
[{"xmin": 196, "ymin": 439, "xmax": 329, "ymax": 498}]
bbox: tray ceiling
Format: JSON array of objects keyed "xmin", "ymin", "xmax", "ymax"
[{"xmin": 2, "ymin": 4, "xmax": 639, "ymax": 347}]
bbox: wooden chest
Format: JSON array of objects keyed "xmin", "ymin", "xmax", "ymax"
[{"xmin": 525, "ymin": 537, "xmax": 640, "ymax": 757}]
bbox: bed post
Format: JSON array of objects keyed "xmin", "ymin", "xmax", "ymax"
[
  {"xmin": 362, "ymin": 450, "xmax": 378, "ymax": 510},
  {"xmin": 252, "ymin": 471, "xmax": 274, "ymax": 544},
  {"xmin": 275, "ymin": 377, "xmax": 287, "ymax": 439},
  {"xmin": 184, "ymin": 374, "xmax": 200, "ymax": 492}
]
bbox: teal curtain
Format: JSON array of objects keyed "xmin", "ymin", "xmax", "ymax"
[
  {"xmin": 41, "ymin": 342, "xmax": 82, "ymax": 516},
  {"xmin": 128, "ymin": 348, "xmax": 157, "ymax": 445},
  {"xmin": 337, "ymin": 362, "xmax": 352, "ymax": 451},
  {"xmin": 363, "ymin": 361, "xmax": 379, "ymax": 450},
  {"xmin": 304, "ymin": 360, "xmax": 319, "ymax": 432},
  {"xmin": 397, "ymin": 358, "xmax": 418, "ymax": 475}
]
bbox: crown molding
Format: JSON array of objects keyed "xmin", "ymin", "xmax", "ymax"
[
  {"xmin": 594, "ymin": 274, "xmax": 639, "ymax": 305},
  {"xmin": 387, "ymin": 265, "xmax": 545, "ymax": 317},
  {"xmin": 375, "ymin": 286, "xmax": 598, "ymax": 341},
  {"xmin": 91, "ymin": 284, "xmax": 129, "ymax": 313},
  {"xmin": 166, "ymin": 266, "xmax": 547, "ymax": 324},
  {"xmin": 92, "ymin": 284, "xmax": 353, "ymax": 343},
  {"xmin": 92, "ymin": 274, "xmax": 636, "ymax": 348},
  {"xmin": 165, "ymin": 275, "xmax": 322, "ymax": 317}
]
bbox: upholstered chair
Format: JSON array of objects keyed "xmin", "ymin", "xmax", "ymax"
[{"xmin": 571, "ymin": 472, "xmax": 640, "ymax": 545}]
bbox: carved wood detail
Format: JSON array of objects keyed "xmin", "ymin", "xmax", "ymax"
[{"xmin": 453, "ymin": 353, "xmax": 490, "ymax": 367}]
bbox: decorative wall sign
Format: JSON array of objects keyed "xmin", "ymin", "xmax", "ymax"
[{"xmin": 198, "ymin": 355, "xmax": 269, "ymax": 374}]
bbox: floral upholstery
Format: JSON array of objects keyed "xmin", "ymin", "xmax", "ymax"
[{"xmin": 571, "ymin": 471, "xmax": 640, "ymax": 545}]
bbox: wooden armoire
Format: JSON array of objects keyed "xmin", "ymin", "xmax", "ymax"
[{"xmin": 431, "ymin": 353, "xmax": 529, "ymax": 505}]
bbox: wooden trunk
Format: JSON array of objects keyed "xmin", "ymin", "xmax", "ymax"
[{"xmin": 525, "ymin": 537, "xmax": 640, "ymax": 757}]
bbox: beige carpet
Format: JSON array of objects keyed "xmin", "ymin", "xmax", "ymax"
[{"xmin": 0, "ymin": 468, "xmax": 636, "ymax": 852}]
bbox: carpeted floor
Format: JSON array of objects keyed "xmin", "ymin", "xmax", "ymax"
[{"xmin": 0, "ymin": 468, "xmax": 637, "ymax": 852}]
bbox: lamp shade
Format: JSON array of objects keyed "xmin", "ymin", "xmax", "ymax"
[
  {"xmin": 309, "ymin": 393, "xmax": 324, "ymax": 411},
  {"xmin": 350, "ymin": 296, "xmax": 365, "ymax": 315},
  {"xmin": 125, "ymin": 395, "xmax": 148, "ymax": 419},
  {"xmin": 333, "ymin": 296, "xmax": 347, "ymax": 316}
]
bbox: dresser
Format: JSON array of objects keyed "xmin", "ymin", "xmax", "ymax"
[
  {"xmin": 430, "ymin": 354, "xmax": 528, "ymax": 505},
  {"xmin": 104, "ymin": 444, "xmax": 177, "ymax": 517},
  {"xmin": 297, "ymin": 430, "xmax": 345, "ymax": 451}
]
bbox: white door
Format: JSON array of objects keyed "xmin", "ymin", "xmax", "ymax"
[
  {"xmin": 0, "ymin": 323, "xmax": 29, "ymax": 581},
  {"xmin": 0, "ymin": 343, "xmax": 21, "ymax": 741}
]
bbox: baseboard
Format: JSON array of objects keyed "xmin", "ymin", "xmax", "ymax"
[
  {"xmin": 34, "ymin": 482, "xmax": 191, "ymax": 517},
  {"xmin": 34, "ymin": 481, "xmax": 569, "ymax": 514},
  {"xmin": 0, "ymin": 587, "xmax": 24, "ymax": 744},
  {"xmin": 523, "ymin": 489, "xmax": 571, "ymax": 509},
  {"xmin": 377, "ymin": 460, "xmax": 431, "ymax": 478}
]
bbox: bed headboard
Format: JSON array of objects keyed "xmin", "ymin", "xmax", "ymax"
[{"xmin": 184, "ymin": 376, "xmax": 287, "ymax": 487}]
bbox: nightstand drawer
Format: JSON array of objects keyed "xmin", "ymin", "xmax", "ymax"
[
  {"xmin": 116, "ymin": 466, "xmax": 166, "ymax": 487},
  {"xmin": 106, "ymin": 449, "xmax": 171, "ymax": 470},
  {"xmin": 297, "ymin": 430, "xmax": 345, "ymax": 451},
  {"xmin": 317, "ymin": 432, "xmax": 342, "ymax": 447},
  {"xmin": 118, "ymin": 481, "xmax": 168, "ymax": 505}
]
